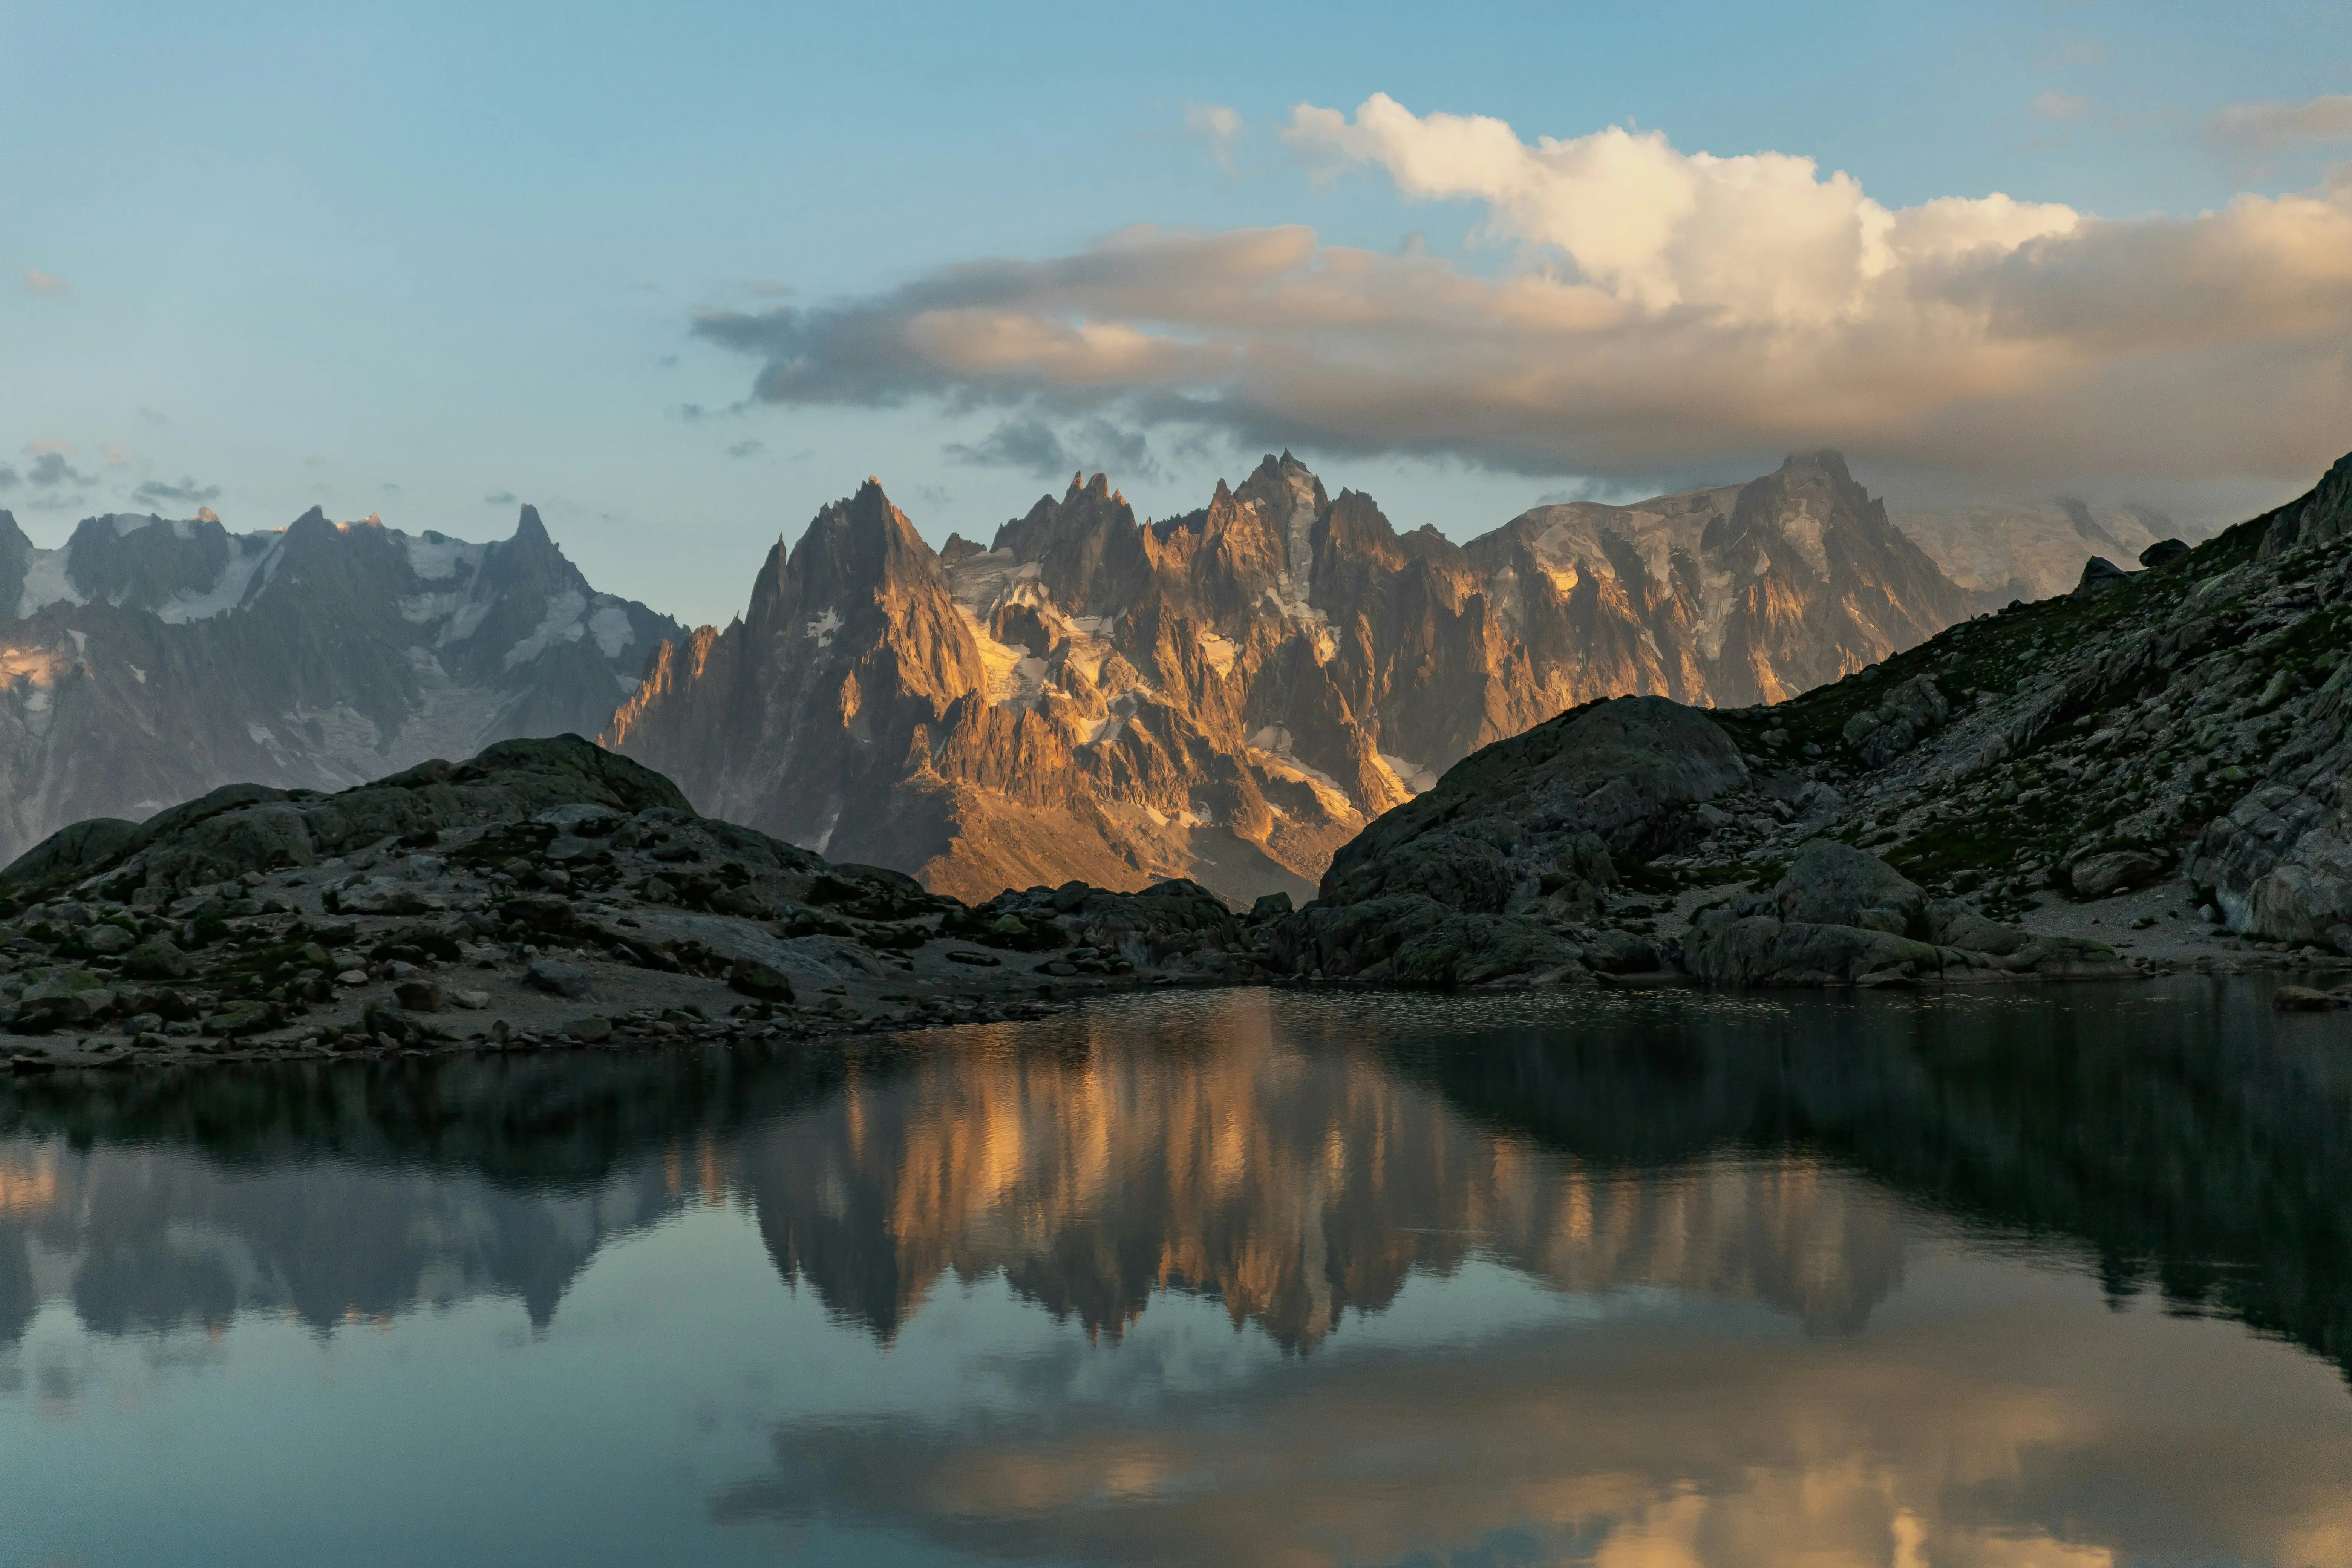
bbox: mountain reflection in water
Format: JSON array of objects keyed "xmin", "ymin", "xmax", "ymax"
[{"xmin": 0, "ymin": 981, "xmax": 2347, "ymax": 1568}]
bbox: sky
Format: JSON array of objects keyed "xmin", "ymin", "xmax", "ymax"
[{"xmin": 3, "ymin": 0, "xmax": 2350, "ymax": 624}]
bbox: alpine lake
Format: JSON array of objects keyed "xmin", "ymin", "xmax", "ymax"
[{"xmin": 2, "ymin": 978, "xmax": 2347, "ymax": 1567}]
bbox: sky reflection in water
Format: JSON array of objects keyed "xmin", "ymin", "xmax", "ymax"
[{"xmin": 0, "ymin": 981, "xmax": 2347, "ymax": 1567}]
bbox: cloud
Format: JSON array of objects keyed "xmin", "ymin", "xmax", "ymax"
[
  {"xmin": 21, "ymin": 269, "xmax": 68, "ymax": 297},
  {"xmin": 102, "ymin": 442, "xmax": 133, "ymax": 466},
  {"xmin": 381, "ymin": 481, "xmax": 403, "ymax": 496},
  {"xmin": 0, "ymin": 466, "xmax": 15, "ymax": 492},
  {"xmin": 2031, "ymin": 91, "xmax": 2091, "ymax": 122},
  {"xmin": 946, "ymin": 415, "xmax": 1161, "ymax": 482},
  {"xmin": 133, "ymin": 476, "xmax": 222, "ymax": 507},
  {"xmin": 25, "ymin": 449, "xmax": 92, "ymax": 488},
  {"xmin": 484, "ymin": 490, "xmax": 518, "ymax": 505},
  {"xmin": 2208, "ymin": 94, "xmax": 2352, "ymax": 154},
  {"xmin": 725, "ymin": 438, "xmax": 767, "ymax": 458},
  {"xmin": 1184, "ymin": 101, "xmax": 1244, "ymax": 173},
  {"xmin": 693, "ymin": 93, "xmax": 2352, "ymax": 489},
  {"xmin": 136, "ymin": 406, "xmax": 168, "ymax": 424}
]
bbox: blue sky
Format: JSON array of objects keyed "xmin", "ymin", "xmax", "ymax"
[{"xmin": 4, "ymin": 0, "xmax": 2349, "ymax": 622}]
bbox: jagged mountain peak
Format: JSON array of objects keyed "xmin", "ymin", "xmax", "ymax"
[
  {"xmin": 1776, "ymin": 448, "xmax": 1855, "ymax": 482},
  {"xmin": 0, "ymin": 501, "xmax": 681, "ymax": 867}
]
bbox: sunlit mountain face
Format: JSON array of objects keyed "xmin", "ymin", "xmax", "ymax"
[
  {"xmin": 2, "ymin": 984, "xmax": 2349, "ymax": 1566},
  {"xmin": 605, "ymin": 450, "xmax": 1974, "ymax": 905}
]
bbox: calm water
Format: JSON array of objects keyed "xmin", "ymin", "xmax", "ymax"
[{"xmin": 2, "ymin": 982, "xmax": 2349, "ymax": 1567}]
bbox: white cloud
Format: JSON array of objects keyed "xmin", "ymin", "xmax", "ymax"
[
  {"xmin": 21, "ymin": 268, "xmax": 68, "ymax": 297},
  {"xmin": 696, "ymin": 95, "xmax": 2352, "ymax": 490},
  {"xmin": 2031, "ymin": 91, "xmax": 2091, "ymax": 122},
  {"xmin": 2208, "ymin": 94, "xmax": 2352, "ymax": 153}
]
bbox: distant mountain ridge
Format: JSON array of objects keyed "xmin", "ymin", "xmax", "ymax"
[
  {"xmin": 607, "ymin": 450, "xmax": 1975, "ymax": 903},
  {"xmin": 0, "ymin": 504, "xmax": 679, "ymax": 867}
]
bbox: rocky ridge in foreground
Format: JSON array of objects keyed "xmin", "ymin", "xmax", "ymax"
[
  {"xmin": 1274, "ymin": 449, "xmax": 2352, "ymax": 988},
  {"xmin": 0, "ymin": 736, "xmax": 1249, "ymax": 1068}
]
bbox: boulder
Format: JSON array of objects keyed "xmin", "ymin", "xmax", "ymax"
[
  {"xmin": 11, "ymin": 970, "xmax": 115, "ymax": 1030},
  {"xmin": 2070, "ymin": 850, "xmax": 2166, "ymax": 899},
  {"xmin": 392, "ymin": 979, "xmax": 445, "ymax": 1012},
  {"xmin": 525, "ymin": 959, "xmax": 594, "ymax": 1000},
  {"xmin": 727, "ymin": 958, "xmax": 795, "ymax": 1002},
  {"xmin": 1928, "ymin": 902, "xmax": 2032, "ymax": 956},
  {"xmin": 2139, "ymin": 538, "xmax": 2191, "ymax": 568},
  {"xmin": 1770, "ymin": 841, "xmax": 1927, "ymax": 935},
  {"xmin": 1581, "ymin": 930, "xmax": 1659, "ymax": 974},
  {"xmin": 81, "ymin": 923, "xmax": 136, "ymax": 955},
  {"xmin": 2072, "ymin": 556, "xmax": 2132, "ymax": 598},
  {"xmin": 118, "ymin": 945, "xmax": 189, "ymax": 983}
]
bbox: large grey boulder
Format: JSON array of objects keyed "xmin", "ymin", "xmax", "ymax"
[
  {"xmin": 1770, "ymin": 839, "xmax": 1928, "ymax": 934},
  {"xmin": 2070, "ymin": 849, "xmax": 2166, "ymax": 899}
]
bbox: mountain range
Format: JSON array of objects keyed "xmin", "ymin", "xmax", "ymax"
[
  {"xmin": 0, "ymin": 505, "xmax": 678, "ymax": 868},
  {"xmin": 607, "ymin": 450, "xmax": 1974, "ymax": 903}
]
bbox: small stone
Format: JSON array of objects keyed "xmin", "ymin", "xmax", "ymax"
[
  {"xmin": 945, "ymin": 951, "xmax": 1002, "ymax": 967},
  {"xmin": 449, "ymin": 988, "xmax": 491, "ymax": 1009},
  {"xmin": 335, "ymin": 969, "xmax": 369, "ymax": 986}
]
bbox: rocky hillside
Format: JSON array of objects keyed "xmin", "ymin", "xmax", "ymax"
[
  {"xmin": 0, "ymin": 735, "xmax": 1241, "ymax": 1065},
  {"xmin": 607, "ymin": 451, "xmax": 1972, "ymax": 904},
  {"xmin": 0, "ymin": 505, "xmax": 679, "ymax": 868},
  {"xmin": 1269, "ymin": 448, "xmax": 2352, "ymax": 988}
]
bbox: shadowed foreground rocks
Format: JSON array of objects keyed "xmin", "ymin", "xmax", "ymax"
[{"xmin": 0, "ymin": 735, "xmax": 1242, "ymax": 1069}]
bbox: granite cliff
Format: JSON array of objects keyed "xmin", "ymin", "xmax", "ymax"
[{"xmin": 608, "ymin": 450, "xmax": 1971, "ymax": 903}]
